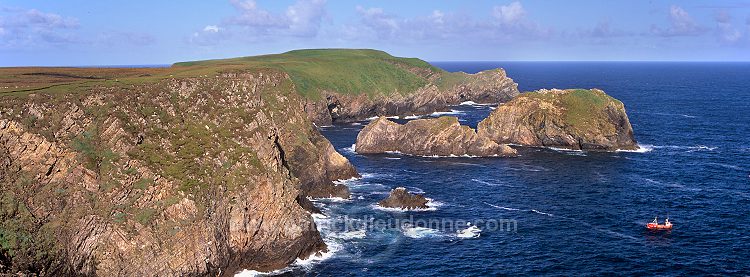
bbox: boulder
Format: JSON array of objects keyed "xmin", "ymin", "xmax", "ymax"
[{"xmin": 378, "ymin": 187, "xmax": 429, "ymax": 210}]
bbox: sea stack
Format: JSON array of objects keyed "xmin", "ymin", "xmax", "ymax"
[
  {"xmin": 477, "ymin": 89, "xmax": 638, "ymax": 151},
  {"xmin": 355, "ymin": 116, "xmax": 517, "ymax": 157},
  {"xmin": 378, "ymin": 187, "xmax": 430, "ymax": 210}
]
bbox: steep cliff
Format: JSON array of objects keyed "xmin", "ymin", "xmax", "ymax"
[
  {"xmin": 175, "ymin": 49, "xmax": 520, "ymax": 125},
  {"xmin": 0, "ymin": 68, "xmax": 356, "ymax": 275},
  {"xmin": 477, "ymin": 89, "xmax": 638, "ymax": 151},
  {"xmin": 355, "ymin": 117, "xmax": 517, "ymax": 157}
]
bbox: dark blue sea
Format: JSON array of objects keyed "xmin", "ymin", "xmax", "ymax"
[{"xmin": 245, "ymin": 62, "xmax": 750, "ymax": 276}]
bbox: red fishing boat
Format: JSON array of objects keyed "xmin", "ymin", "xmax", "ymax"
[{"xmin": 647, "ymin": 216, "xmax": 672, "ymax": 230}]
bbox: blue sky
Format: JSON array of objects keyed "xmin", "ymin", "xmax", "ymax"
[{"xmin": 1, "ymin": 0, "xmax": 750, "ymax": 66}]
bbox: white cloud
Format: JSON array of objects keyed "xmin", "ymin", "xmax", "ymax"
[
  {"xmin": 348, "ymin": 3, "xmax": 550, "ymax": 43},
  {"xmin": 0, "ymin": 8, "xmax": 80, "ymax": 48},
  {"xmin": 203, "ymin": 25, "xmax": 220, "ymax": 33},
  {"xmin": 650, "ymin": 5, "xmax": 707, "ymax": 37},
  {"xmin": 493, "ymin": 2, "xmax": 526, "ymax": 25},
  {"xmin": 189, "ymin": 0, "xmax": 327, "ymax": 45},
  {"xmin": 713, "ymin": 11, "xmax": 743, "ymax": 45}
]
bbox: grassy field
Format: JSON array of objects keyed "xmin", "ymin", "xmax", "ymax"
[
  {"xmin": 174, "ymin": 49, "xmax": 446, "ymax": 99},
  {"xmin": 1, "ymin": 49, "xmax": 462, "ymax": 100}
]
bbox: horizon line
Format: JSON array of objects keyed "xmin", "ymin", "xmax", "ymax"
[{"xmin": 3, "ymin": 60, "xmax": 750, "ymax": 68}]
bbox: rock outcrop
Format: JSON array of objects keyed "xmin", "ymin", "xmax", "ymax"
[
  {"xmin": 307, "ymin": 69, "xmax": 519, "ymax": 125},
  {"xmin": 477, "ymin": 89, "xmax": 638, "ymax": 151},
  {"xmin": 0, "ymin": 69, "xmax": 357, "ymax": 276},
  {"xmin": 355, "ymin": 117, "xmax": 517, "ymax": 157},
  {"xmin": 378, "ymin": 187, "xmax": 429, "ymax": 210}
]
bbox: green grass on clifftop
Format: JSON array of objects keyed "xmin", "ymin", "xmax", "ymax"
[
  {"xmin": 523, "ymin": 89, "xmax": 623, "ymax": 132},
  {"xmin": 174, "ymin": 49, "xmax": 444, "ymax": 99}
]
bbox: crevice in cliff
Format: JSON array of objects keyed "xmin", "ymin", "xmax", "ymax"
[{"xmin": 272, "ymin": 136, "xmax": 290, "ymax": 174}]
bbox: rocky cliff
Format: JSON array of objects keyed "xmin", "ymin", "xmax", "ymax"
[
  {"xmin": 174, "ymin": 49, "xmax": 519, "ymax": 126},
  {"xmin": 355, "ymin": 117, "xmax": 517, "ymax": 157},
  {"xmin": 477, "ymin": 89, "xmax": 638, "ymax": 151},
  {"xmin": 306, "ymin": 69, "xmax": 520, "ymax": 125},
  {"xmin": 0, "ymin": 68, "xmax": 356, "ymax": 275}
]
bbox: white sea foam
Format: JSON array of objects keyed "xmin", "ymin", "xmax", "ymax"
[
  {"xmin": 236, "ymin": 214, "xmax": 341, "ymax": 276},
  {"xmin": 384, "ymin": 157, "xmax": 402, "ymax": 160},
  {"xmin": 333, "ymin": 176, "xmax": 361, "ymax": 185},
  {"xmin": 484, "ymin": 202, "xmax": 554, "ymax": 216},
  {"xmin": 547, "ymin": 147, "xmax": 587, "ymax": 156},
  {"xmin": 616, "ymin": 144, "xmax": 654, "ymax": 153},
  {"xmin": 372, "ymin": 198, "xmax": 442, "ymax": 212},
  {"xmin": 329, "ymin": 229, "xmax": 367, "ymax": 240},
  {"xmin": 341, "ymin": 144, "xmax": 356, "ymax": 154},
  {"xmin": 403, "ymin": 114, "xmax": 425, "ymax": 119},
  {"xmin": 687, "ymin": 145, "xmax": 717, "ymax": 152},
  {"xmin": 472, "ymin": 178, "xmax": 517, "ymax": 188},
  {"xmin": 360, "ymin": 172, "xmax": 391, "ymax": 179},
  {"xmin": 482, "ymin": 202, "xmax": 520, "ymax": 211},
  {"xmin": 641, "ymin": 177, "xmax": 701, "ymax": 192},
  {"xmin": 456, "ymin": 225, "xmax": 482, "ymax": 239},
  {"xmin": 402, "ymin": 226, "xmax": 441, "ymax": 239},
  {"xmin": 309, "ymin": 196, "xmax": 352, "ymax": 203},
  {"xmin": 651, "ymin": 144, "xmax": 718, "ymax": 152},
  {"xmin": 459, "ymin": 101, "xmax": 496, "ymax": 106},
  {"xmin": 706, "ymin": 162, "xmax": 744, "ymax": 171},
  {"xmin": 531, "ymin": 209, "xmax": 554, "ymax": 217},
  {"xmin": 235, "ymin": 269, "xmax": 287, "ymax": 277},
  {"xmin": 365, "ymin": 115, "xmax": 399, "ymax": 121},
  {"xmin": 649, "ymin": 112, "xmax": 697, "ymax": 118},
  {"xmin": 430, "ymin": 109, "xmax": 465, "ymax": 116}
]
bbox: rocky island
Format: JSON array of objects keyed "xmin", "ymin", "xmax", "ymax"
[
  {"xmin": 356, "ymin": 116, "xmax": 518, "ymax": 157},
  {"xmin": 378, "ymin": 187, "xmax": 430, "ymax": 210},
  {"xmin": 477, "ymin": 88, "xmax": 638, "ymax": 151}
]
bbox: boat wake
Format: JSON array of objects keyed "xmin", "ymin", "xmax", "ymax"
[{"xmin": 482, "ymin": 202, "xmax": 639, "ymax": 242}]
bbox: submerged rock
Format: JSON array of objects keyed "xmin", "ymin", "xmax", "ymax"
[
  {"xmin": 477, "ymin": 89, "xmax": 638, "ymax": 151},
  {"xmin": 355, "ymin": 116, "xmax": 517, "ymax": 157},
  {"xmin": 378, "ymin": 187, "xmax": 429, "ymax": 210}
]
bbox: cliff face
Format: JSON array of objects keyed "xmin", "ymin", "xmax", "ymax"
[
  {"xmin": 174, "ymin": 49, "xmax": 518, "ymax": 126},
  {"xmin": 306, "ymin": 69, "xmax": 519, "ymax": 125},
  {"xmin": 0, "ymin": 69, "xmax": 356, "ymax": 275},
  {"xmin": 355, "ymin": 117, "xmax": 517, "ymax": 157},
  {"xmin": 477, "ymin": 89, "xmax": 637, "ymax": 151}
]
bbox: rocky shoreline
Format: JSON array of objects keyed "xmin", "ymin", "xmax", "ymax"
[
  {"xmin": 0, "ymin": 50, "xmax": 638, "ymax": 276},
  {"xmin": 304, "ymin": 69, "xmax": 519, "ymax": 126}
]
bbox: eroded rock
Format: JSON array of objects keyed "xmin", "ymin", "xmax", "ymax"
[
  {"xmin": 355, "ymin": 116, "xmax": 517, "ymax": 157},
  {"xmin": 477, "ymin": 88, "xmax": 638, "ymax": 151},
  {"xmin": 378, "ymin": 187, "xmax": 429, "ymax": 210}
]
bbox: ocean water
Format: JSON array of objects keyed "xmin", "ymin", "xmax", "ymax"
[{"xmin": 254, "ymin": 62, "xmax": 750, "ymax": 276}]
